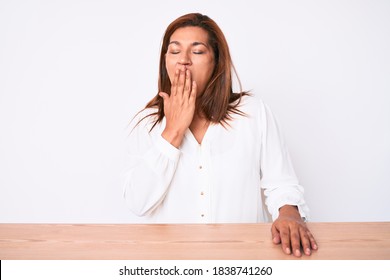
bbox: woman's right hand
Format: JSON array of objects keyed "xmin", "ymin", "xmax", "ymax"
[{"xmin": 159, "ymin": 66, "xmax": 197, "ymax": 148}]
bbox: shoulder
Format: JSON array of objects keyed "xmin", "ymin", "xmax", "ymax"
[{"xmin": 235, "ymin": 94, "xmax": 268, "ymax": 118}]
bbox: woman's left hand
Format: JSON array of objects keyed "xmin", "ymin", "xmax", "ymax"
[{"xmin": 271, "ymin": 205, "xmax": 318, "ymax": 257}]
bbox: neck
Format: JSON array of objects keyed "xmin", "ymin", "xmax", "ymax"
[{"xmin": 189, "ymin": 113, "xmax": 210, "ymax": 145}]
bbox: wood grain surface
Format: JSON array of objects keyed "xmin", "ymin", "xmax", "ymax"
[{"xmin": 0, "ymin": 222, "xmax": 389, "ymax": 259}]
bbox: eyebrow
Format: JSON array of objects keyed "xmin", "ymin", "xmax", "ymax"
[{"xmin": 169, "ymin": 41, "xmax": 208, "ymax": 47}]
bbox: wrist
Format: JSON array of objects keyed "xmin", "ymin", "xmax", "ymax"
[
  {"xmin": 278, "ymin": 205, "xmax": 301, "ymax": 218},
  {"xmin": 162, "ymin": 128, "xmax": 185, "ymax": 148}
]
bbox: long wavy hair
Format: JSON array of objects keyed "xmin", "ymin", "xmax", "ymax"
[{"xmin": 140, "ymin": 13, "xmax": 249, "ymax": 131}]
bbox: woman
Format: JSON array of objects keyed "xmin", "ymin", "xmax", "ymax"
[{"xmin": 123, "ymin": 13, "xmax": 317, "ymax": 257}]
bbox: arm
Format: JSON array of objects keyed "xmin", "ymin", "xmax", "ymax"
[
  {"xmin": 123, "ymin": 67, "xmax": 196, "ymax": 216},
  {"xmin": 122, "ymin": 115, "xmax": 181, "ymax": 216},
  {"xmin": 258, "ymin": 101, "xmax": 317, "ymax": 256}
]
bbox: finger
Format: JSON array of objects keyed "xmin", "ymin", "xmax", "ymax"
[
  {"xmin": 177, "ymin": 69, "xmax": 186, "ymax": 97},
  {"xmin": 183, "ymin": 69, "xmax": 192, "ymax": 98},
  {"xmin": 159, "ymin": 91, "xmax": 169, "ymax": 101},
  {"xmin": 270, "ymin": 224, "xmax": 281, "ymax": 244},
  {"xmin": 171, "ymin": 69, "xmax": 179, "ymax": 96},
  {"xmin": 280, "ymin": 227, "xmax": 292, "ymax": 255},
  {"xmin": 299, "ymin": 227, "xmax": 311, "ymax": 256},
  {"xmin": 307, "ymin": 230, "xmax": 318, "ymax": 250},
  {"xmin": 290, "ymin": 226, "xmax": 302, "ymax": 257},
  {"xmin": 189, "ymin": 81, "xmax": 197, "ymax": 103}
]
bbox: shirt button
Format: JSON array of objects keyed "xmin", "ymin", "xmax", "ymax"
[
  {"xmin": 200, "ymin": 192, "xmax": 204, "ymax": 196},
  {"xmin": 199, "ymin": 165, "xmax": 203, "ymax": 169},
  {"xmin": 201, "ymin": 214, "xmax": 204, "ymax": 217}
]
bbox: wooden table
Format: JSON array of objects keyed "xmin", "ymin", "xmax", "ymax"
[{"xmin": 0, "ymin": 222, "xmax": 389, "ymax": 259}]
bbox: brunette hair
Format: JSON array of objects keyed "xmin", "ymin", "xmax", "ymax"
[{"xmin": 140, "ymin": 13, "xmax": 249, "ymax": 131}]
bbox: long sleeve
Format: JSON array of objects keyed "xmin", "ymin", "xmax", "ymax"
[
  {"xmin": 258, "ymin": 101, "xmax": 310, "ymax": 221},
  {"xmin": 122, "ymin": 109, "xmax": 181, "ymax": 216}
]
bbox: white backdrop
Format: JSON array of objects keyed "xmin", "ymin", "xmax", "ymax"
[{"xmin": 0, "ymin": 0, "xmax": 389, "ymax": 223}]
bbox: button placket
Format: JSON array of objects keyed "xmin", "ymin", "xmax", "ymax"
[{"xmin": 198, "ymin": 143, "xmax": 210, "ymax": 222}]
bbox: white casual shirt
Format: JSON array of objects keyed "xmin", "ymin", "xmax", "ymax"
[{"xmin": 123, "ymin": 96, "xmax": 309, "ymax": 223}]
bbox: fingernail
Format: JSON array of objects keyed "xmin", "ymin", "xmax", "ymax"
[
  {"xmin": 285, "ymin": 248, "xmax": 291, "ymax": 254},
  {"xmin": 305, "ymin": 248, "xmax": 311, "ymax": 255}
]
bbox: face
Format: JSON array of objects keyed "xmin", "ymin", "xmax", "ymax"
[{"xmin": 165, "ymin": 26, "xmax": 215, "ymax": 95}]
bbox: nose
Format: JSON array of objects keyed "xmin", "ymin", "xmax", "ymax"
[{"xmin": 178, "ymin": 52, "xmax": 192, "ymax": 66}]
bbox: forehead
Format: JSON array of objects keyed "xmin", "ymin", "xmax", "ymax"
[{"xmin": 169, "ymin": 26, "xmax": 209, "ymax": 44}]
